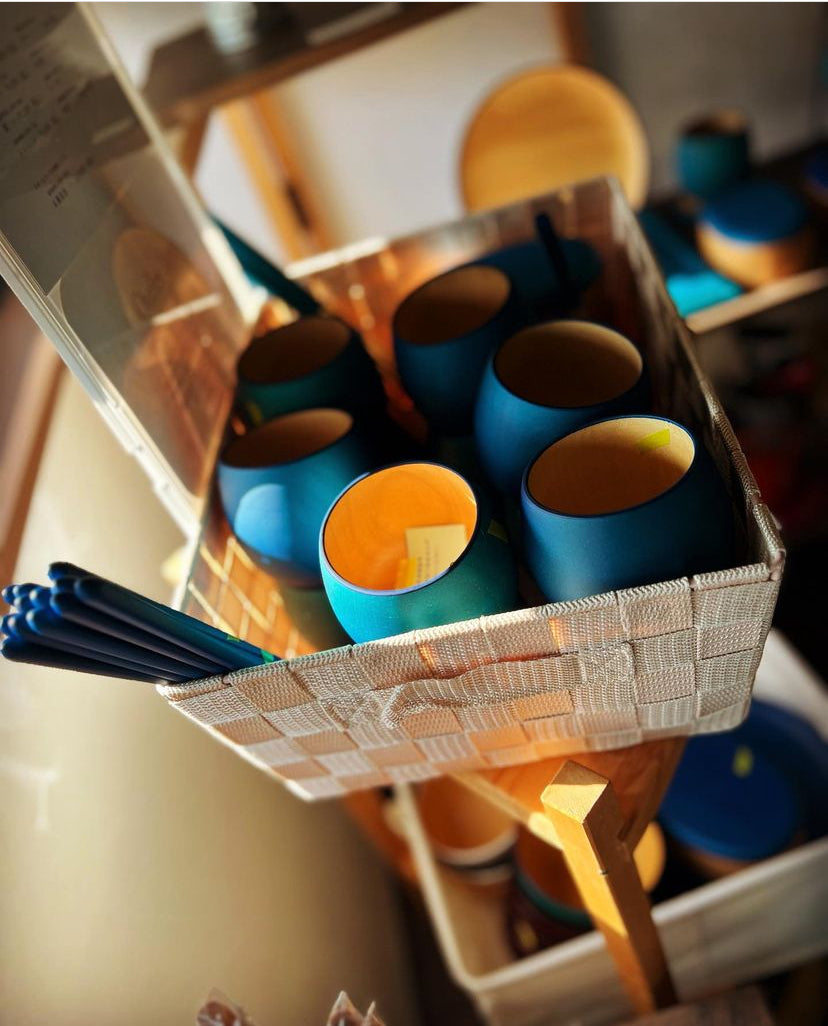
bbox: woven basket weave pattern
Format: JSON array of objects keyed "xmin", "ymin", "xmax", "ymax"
[{"xmin": 162, "ymin": 179, "xmax": 783, "ymax": 800}]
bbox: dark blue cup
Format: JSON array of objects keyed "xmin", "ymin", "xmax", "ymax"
[
  {"xmin": 676, "ymin": 110, "xmax": 749, "ymax": 200},
  {"xmin": 522, "ymin": 416, "xmax": 734, "ymax": 602},
  {"xmin": 218, "ymin": 408, "xmax": 379, "ymax": 587},
  {"xmin": 393, "ymin": 264, "xmax": 524, "ymax": 437},
  {"xmin": 477, "ymin": 237, "xmax": 602, "ymax": 320},
  {"xmin": 475, "ymin": 320, "xmax": 648, "ymax": 496},
  {"xmin": 236, "ymin": 315, "xmax": 385, "ymax": 425},
  {"xmin": 320, "ymin": 462, "xmax": 518, "ymax": 643}
]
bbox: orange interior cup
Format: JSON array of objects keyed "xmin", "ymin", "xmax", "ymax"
[{"xmin": 323, "ymin": 463, "xmax": 477, "ymax": 591}]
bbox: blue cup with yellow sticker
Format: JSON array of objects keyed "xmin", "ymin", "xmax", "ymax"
[
  {"xmin": 236, "ymin": 315, "xmax": 385, "ymax": 425},
  {"xmin": 521, "ymin": 415, "xmax": 734, "ymax": 602},
  {"xmin": 218, "ymin": 408, "xmax": 379, "ymax": 587},
  {"xmin": 393, "ymin": 264, "xmax": 524, "ymax": 437},
  {"xmin": 320, "ymin": 462, "xmax": 518, "ymax": 643},
  {"xmin": 475, "ymin": 320, "xmax": 649, "ymax": 496}
]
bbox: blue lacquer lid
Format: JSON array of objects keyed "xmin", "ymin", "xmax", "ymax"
[
  {"xmin": 702, "ymin": 180, "xmax": 807, "ymax": 243},
  {"xmin": 659, "ymin": 701, "xmax": 803, "ymax": 861}
]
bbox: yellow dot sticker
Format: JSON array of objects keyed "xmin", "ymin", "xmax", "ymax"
[
  {"xmin": 637, "ymin": 427, "xmax": 672, "ymax": 452},
  {"xmin": 732, "ymin": 745, "xmax": 754, "ymax": 778}
]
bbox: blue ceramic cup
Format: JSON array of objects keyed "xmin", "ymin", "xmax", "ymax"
[
  {"xmin": 475, "ymin": 320, "xmax": 648, "ymax": 496},
  {"xmin": 676, "ymin": 110, "xmax": 749, "ymax": 200},
  {"xmin": 477, "ymin": 237, "xmax": 602, "ymax": 321},
  {"xmin": 236, "ymin": 315, "xmax": 385, "ymax": 425},
  {"xmin": 521, "ymin": 415, "xmax": 734, "ymax": 602},
  {"xmin": 393, "ymin": 264, "xmax": 523, "ymax": 437},
  {"xmin": 218, "ymin": 408, "xmax": 378, "ymax": 587},
  {"xmin": 320, "ymin": 462, "xmax": 518, "ymax": 643}
]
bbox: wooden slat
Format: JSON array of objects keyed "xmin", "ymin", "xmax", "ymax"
[
  {"xmin": 454, "ymin": 738, "xmax": 685, "ymax": 850},
  {"xmin": 0, "ymin": 326, "xmax": 63, "ymax": 588},
  {"xmin": 543, "ymin": 761, "xmax": 677, "ymax": 1015}
]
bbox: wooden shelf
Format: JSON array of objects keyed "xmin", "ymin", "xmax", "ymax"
[
  {"xmin": 686, "ymin": 265, "xmax": 828, "ymax": 334},
  {"xmin": 143, "ymin": 3, "xmax": 465, "ymax": 126}
]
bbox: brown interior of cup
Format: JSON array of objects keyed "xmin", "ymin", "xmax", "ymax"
[
  {"xmin": 527, "ymin": 416, "xmax": 695, "ymax": 516},
  {"xmin": 222, "ymin": 408, "xmax": 352, "ymax": 468},
  {"xmin": 323, "ymin": 463, "xmax": 477, "ymax": 590},
  {"xmin": 495, "ymin": 321, "xmax": 642, "ymax": 407},
  {"xmin": 238, "ymin": 317, "xmax": 351, "ymax": 383},
  {"xmin": 684, "ymin": 109, "xmax": 747, "ymax": 138},
  {"xmin": 394, "ymin": 264, "xmax": 510, "ymax": 345}
]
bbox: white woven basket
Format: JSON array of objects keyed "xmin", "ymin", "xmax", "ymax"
[{"xmin": 160, "ymin": 178, "xmax": 784, "ymax": 800}]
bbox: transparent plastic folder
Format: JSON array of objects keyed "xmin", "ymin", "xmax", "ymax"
[{"xmin": 0, "ymin": 3, "xmax": 256, "ymax": 532}]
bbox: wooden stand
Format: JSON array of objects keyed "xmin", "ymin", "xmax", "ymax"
[
  {"xmin": 455, "ymin": 738, "xmax": 684, "ymax": 1014},
  {"xmin": 543, "ymin": 761, "xmax": 677, "ymax": 1014}
]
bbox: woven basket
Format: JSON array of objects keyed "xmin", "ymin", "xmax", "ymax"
[{"xmin": 159, "ymin": 178, "xmax": 784, "ymax": 800}]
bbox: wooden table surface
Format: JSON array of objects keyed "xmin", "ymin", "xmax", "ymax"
[{"xmin": 143, "ymin": 2, "xmax": 465, "ymax": 126}]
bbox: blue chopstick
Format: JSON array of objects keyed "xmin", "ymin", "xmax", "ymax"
[
  {"xmin": 25, "ymin": 608, "xmax": 205, "ymax": 681},
  {"xmin": 1, "ymin": 635, "xmax": 166, "ymax": 683},
  {"xmin": 50, "ymin": 592, "xmax": 224, "ymax": 676}
]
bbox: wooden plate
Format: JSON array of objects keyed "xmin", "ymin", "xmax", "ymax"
[{"xmin": 460, "ymin": 65, "xmax": 650, "ymax": 212}]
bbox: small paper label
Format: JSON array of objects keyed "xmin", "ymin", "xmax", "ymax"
[{"xmin": 395, "ymin": 523, "xmax": 468, "ymax": 588}]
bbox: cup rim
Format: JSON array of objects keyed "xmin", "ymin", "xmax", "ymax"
[
  {"xmin": 320, "ymin": 461, "xmax": 483, "ymax": 597},
  {"xmin": 521, "ymin": 415, "xmax": 699, "ymax": 520},
  {"xmin": 681, "ymin": 108, "xmax": 748, "ymax": 138},
  {"xmin": 219, "ymin": 407, "xmax": 356, "ymax": 471},
  {"xmin": 392, "ymin": 264, "xmax": 515, "ymax": 348},
  {"xmin": 236, "ymin": 315, "xmax": 356, "ymax": 386},
  {"xmin": 491, "ymin": 319, "xmax": 644, "ymax": 412}
]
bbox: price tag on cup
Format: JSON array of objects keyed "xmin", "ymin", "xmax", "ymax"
[{"xmin": 395, "ymin": 524, "xmax": 468, "ymax": 588}]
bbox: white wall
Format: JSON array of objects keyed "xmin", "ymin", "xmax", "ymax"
[
  {"xmin": 585, "ymin": 2, "xmax": 826, "ymax": 196},
  {"xmin": 94, "ymin": 2, "xmax": 825, "ymax": 261},
  {"xmin": 94, "ymin": 2, "xmax": 562, "ymax": 261},
  {"xmin": 272, "ymin": 2, "xmax": 561, "ymax": 245}
]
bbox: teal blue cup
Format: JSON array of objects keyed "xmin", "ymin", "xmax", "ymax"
[
  {"xmin": 217, "ymin": 408, "xmax": 379, "ymax": 587},
  {"xmin": 677, "ymin": 110, "xmax": 749, "ymax": 200},
  {"xmin": 475, "ymin": 320, "xmax": 649, "ymax": 496},
  {"xmin": 319, "ymin": 462, "xmax": 518, "ymax": 643},
  {"xmin": 393, "ymin": 264, "xmax": 524, "ymax": 437},
  {"xmin": 236, "ymin": 315, "xmax": 385, "ymax": 425},
  {"xmin": 521, "ymin": 416, "xmax": 735, "ymax": 602}
]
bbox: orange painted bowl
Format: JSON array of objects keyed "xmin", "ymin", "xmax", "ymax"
[{"xmin": 507, "ymin": 822, "xmax": 666, "ymax": 956}]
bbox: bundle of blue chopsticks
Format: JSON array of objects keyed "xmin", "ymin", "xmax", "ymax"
[{"xmin": 1, "ymin": 563, "xmax": 276, "ymax": 684}]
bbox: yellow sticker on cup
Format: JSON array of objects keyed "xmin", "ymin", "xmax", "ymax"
[
  {"xmin": 395, "ymin": 524, "xmax": 468, "ymax": 588},
  {"xmin": 637, "ymin": 427, "xmax": 671, "ymax": 452}
]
